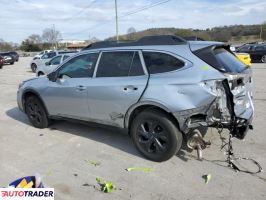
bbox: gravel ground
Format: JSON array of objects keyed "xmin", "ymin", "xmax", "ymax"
[{"xmin": 0, "ymin": 57, "xmax": 266, "ymax": 200}]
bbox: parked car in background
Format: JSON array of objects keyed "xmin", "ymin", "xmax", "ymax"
[
  {"xmin": 235, "ymin": 53, "xmax": 251, "ymax": 66},
  {"xmin": 31, "ymin": 50, "xmax": 77, "ymax": 72},
  {"xmin": 236, "ymin": 44, "xmax": 266, "ymax": 63},
  {"xmin": 0, "ymin": 56, "xmax": 4, "ymax": 69},
  {"xmin": 36, "ymin": 53, "xmax": 75, "ymax": 76},
  {"xmin": 9, "ymin": 51, "xmax": 19, "ymax": 62},
  {"xmin": 0, "ymin": 52, "xmax": 16, "ymax": 65},
  {"xmin": 30, "ymin": 51, "xmax": 57, "ymax": 72},
  {"xmin": 18, "ymin": 35, "xmax": 254, "ymax": 162},
  {"xmin": 33, "ymin": 50, "xmax": 53, "ymax": 60}
]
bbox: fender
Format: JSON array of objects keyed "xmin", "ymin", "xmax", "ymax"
[
  {"xmin": 22, "ymin": 88, "xmax": 50, "ymax": 116},
  {"xmin": 124, "ymin": 100, "xmax": 171, "ymax": 129}
]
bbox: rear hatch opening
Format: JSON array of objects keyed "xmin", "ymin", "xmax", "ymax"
[{"xmin": 193, "ymin": 45, "xmax": 254, "ymax": 139}]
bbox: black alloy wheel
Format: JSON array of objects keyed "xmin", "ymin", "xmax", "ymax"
[
  {"xmin": 131, "ymin": 109, "xmax": 183, "ymax": 162},
  {"xmin": 25, "ymin": 96, "xmax": 49, "ymax": 128}
]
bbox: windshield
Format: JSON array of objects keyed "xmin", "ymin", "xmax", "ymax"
[{"xmin": 214, "ymin": 48, "xmax": 247, "ymax": 73}]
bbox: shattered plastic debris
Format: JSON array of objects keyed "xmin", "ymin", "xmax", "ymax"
[
  {"xmin": 126, "ymin": 167, "xmax": 153, "ymax": 172},
  {"xmin": 85, "ymin": 160, "xmax": 101, "ymax": 166},
  {"xmin": 96, "ymin": 177, "xmax": 115, "ymax": 193},
  {"xmin": 202, "ymin": 174, "xmax": 212, "ymax": 184}
]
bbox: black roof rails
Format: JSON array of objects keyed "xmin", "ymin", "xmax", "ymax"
[
  {"xmin": 183, "ymin": 36, "xmax": 205, "ymax": 41},
  {"xmin": 82, "ymin": 35, "xmax": 187, "ymax": 50}
]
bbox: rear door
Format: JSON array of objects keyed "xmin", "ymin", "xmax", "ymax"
[{"xmin": 86, "ymin": 50, "xmax": 148, "ymax": 127}]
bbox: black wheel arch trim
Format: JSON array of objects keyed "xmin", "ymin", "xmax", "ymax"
[
  {"xmin": 22, "ymin": 89, "xmax": 50, "ymax": 116},
  {"xmin": 124, "ymin": 101, "xmax": 174, "ymax": 129}
]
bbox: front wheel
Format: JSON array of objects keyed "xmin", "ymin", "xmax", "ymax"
[
  {"xmin": 261, "ymin": 55, "xmax": 266, "ymax": 63},
  {"xmin": 31, "ymin": 63, "xmax": 37, "ymax": 72},
  {"xmin": 130, "ymin": 109, "xmax": 183, "ymax": 162},
  {"xmin": 25, "ymin": 96, "xmax": 50, "ymax": 129}
]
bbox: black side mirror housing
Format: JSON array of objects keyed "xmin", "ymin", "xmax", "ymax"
[
  {"xmin": 45, "ymin": 62, "xmax": 50, "ymax": 66},
  {"xmin": 47, "ymin": 71, "xmax": 57, "ymax": 82}
]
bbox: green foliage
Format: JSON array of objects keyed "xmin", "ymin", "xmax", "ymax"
[
  {"xmin": 20, "ymin": 39, "xmax": 41, "ymax": 52},
  {"xmin": 107, "ymin": 24, "xmax": 264, "ymax": 42}
]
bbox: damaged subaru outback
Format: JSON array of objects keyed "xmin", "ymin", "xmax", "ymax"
[{"xmin": 17, "ymin": 35, "xmax": 254, "ymax": 162}]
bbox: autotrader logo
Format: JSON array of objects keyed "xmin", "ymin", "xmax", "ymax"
[{"xmin": 0, "ymin": 188, "xmax": 54, "ymax": 200}]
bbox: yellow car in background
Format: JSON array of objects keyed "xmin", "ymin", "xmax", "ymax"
[{"xmin": 235, "ymin": 53, "xmax": 251, "ymax": 66}]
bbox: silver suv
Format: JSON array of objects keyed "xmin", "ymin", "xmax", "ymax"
[{"xmin": 17, "ymin": 36, "xmax": 254, "ymax": 162}]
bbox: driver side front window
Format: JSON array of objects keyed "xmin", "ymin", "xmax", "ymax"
[{"xmin": 58, "ymin": 53, "xmax": 99, "ymax": 78}]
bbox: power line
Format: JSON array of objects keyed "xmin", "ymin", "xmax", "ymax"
[
  {"xmin": 63, "ymin": 0, "xmax": 99, "ymax": 21},
  {"xmin": 63, "ymin": 0, "xmax": 172, "ymax": 38}
]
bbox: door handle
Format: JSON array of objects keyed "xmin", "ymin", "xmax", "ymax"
[
  {"xmin": 124, "ymin": 85, "xmax": 138, "ymax": 91},
  {"xmin": 76, "ymin": 85, "xmax": 86, "ymax": 91}
]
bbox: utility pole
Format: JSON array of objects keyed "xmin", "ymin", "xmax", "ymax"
[
  {"xmin": 260, "ymin": 24, "xmax": 263, "ymax": 41},
  {"xmin": 52, "ymin": 24, "xmax": 57, "ymax": 49},
  {"xmin": 115, "ymin": 0, "xmax": 119, "ymax": 41}
]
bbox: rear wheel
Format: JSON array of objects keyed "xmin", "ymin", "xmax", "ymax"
[
  {"xmin": 130, "ymin": 109, "xmax": 183, "ymax": 162},
  {"xmin": 261, "ymin": 55, "xmax": 266, "ymax": 63},
  {"xmin": 31, "ymin": 63, "xmax": 37, "ymax": 72},
  {"xmin": 25, "ymin": 96, "xmax": 50, "ymax": 128}
]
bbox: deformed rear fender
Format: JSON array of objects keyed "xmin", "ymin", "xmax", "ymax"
[{"xmin": 124, "ymin": 101, "xmax": 171, "ymax": 129}]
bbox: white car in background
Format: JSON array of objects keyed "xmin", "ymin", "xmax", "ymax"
[
  {"xmin": 36, "ymin": 53, "xmax": 75, "ymax": 76},
  {"xmin": 33, "ymin": 50, "xmax": 53, "ymax": 60},
  {"xmin": 31, "ymin": 50, "xmax": 77, "ymax": 73}
]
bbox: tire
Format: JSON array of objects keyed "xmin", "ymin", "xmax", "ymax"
[
  {"xmin": 31, "ymin": 63, "xmax": 37, "ymax": 73},
  {"xmin": 25, "ymin": 96, "xmax": 50, "ymax": 129},
  {"xmin": 10, "ymin": 62, "xmax": 14, "ymax": 65},
  {"xmin": 261, "ymin": 55, "xmax": 266, "ymax": 63},
  {"xmin": 38, "ymin": 72, "xmax": 44, "ymax": 76},
  {"xmin": 130, "ymin": 109, "xmax": 183, "ymax": 162},
  {"xmin": 0, "ymin": 65, "xmax": 2, "ymax": 69}
]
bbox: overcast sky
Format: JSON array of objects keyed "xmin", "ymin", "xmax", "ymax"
[{"xmin": 0, "ymin": 0, "xmax": 265, "ymax": 43}]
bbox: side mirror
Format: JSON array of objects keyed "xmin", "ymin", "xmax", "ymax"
[
  {"xmin": 47, "ymin": 71, "xmax": 57, "ymax": 82},
  {"xmin": 45, "ymin": 62, "xmax": 50, "ymax": 66}
]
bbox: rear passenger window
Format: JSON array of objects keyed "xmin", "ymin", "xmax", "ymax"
[
  {"xmin": 143, "ymin": 52, "xmax": 184, "ymax": 74},
  {"xmin": 97, "ymin": 51, "xmax": 144, "ymax": 77}
]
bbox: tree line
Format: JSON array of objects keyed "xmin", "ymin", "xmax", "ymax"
[{"xmin": 109, "ymin": 23, "xmax": 266, "ymax": 42}]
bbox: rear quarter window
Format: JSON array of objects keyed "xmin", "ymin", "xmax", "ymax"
[
  {"xmin": 194, "ymin": 46, "xmax": 247, "ymax": 73},
  {"xmin": 143, "ymin": 52, "xmax": 184, "ymax": 74}
]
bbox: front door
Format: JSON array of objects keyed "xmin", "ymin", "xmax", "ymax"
[{"xmin": 43, "ymin": 53, "xmax": 99, "ymax": 120}]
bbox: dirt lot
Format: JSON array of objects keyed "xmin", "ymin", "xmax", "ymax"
[{"xmin": 0, "ymin": 57, "xmax": 266, "ymax": 200}]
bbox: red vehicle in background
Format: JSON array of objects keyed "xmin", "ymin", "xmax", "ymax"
[{"xmin": 0, "ymin": 56, "xmax": 4, "ymax": 69}]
